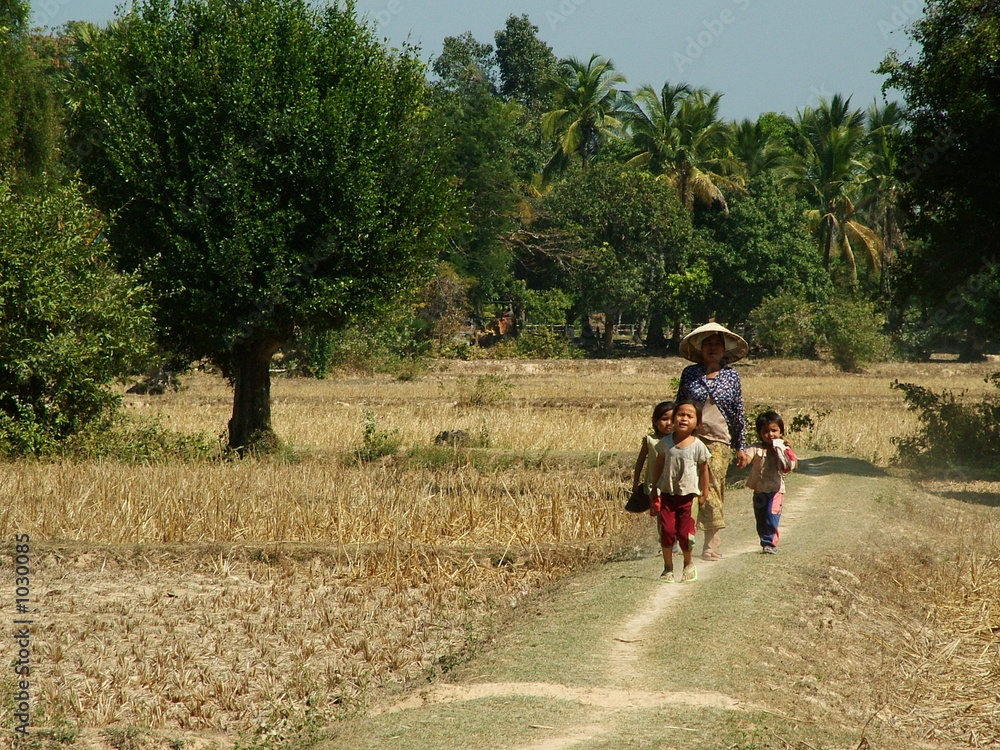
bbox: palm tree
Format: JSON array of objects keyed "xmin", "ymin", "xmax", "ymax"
[
  {"xmin": 540, "ymin": 54, "xmax": 625, "ymax": 178},
  {"xmin": 860, "ymin": 101, "xmax": 907, "ymax": 296},
  {"xmin": 729, "ymin": 117, "xmax": 792, "ymax": 181},
  {"xmin": 788, "ymin": 94, "xmax": 881, "ymax": 283},
  {"xmin": 619, "ymin": 83, "xmax": 740, "ymax": 211}
]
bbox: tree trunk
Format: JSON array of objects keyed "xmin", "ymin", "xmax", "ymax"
[
  {"xmin": 602, "ymin": 311, "xmax": 617, "ymax": 350},
  {"xmin": 822, "ymin": 216, "xmax": 835, "ymax": 269},
  {"xmin": 668, "ymin": 320, "xmax": 683, "ymax": 355},
  {"xmin": 958, "ymin": 324, "xmax": 987, "ymax": 362},
  {"xmin": 227, "ymin": 338, "xmax": 283, "ymax": 453},
  {"xmin": 645, "ymin": 310, "xmax": 667, "ymax": 348},
  {"xmin": 880, "ymin": 203, "xmax": 896, "ymax": 298}
]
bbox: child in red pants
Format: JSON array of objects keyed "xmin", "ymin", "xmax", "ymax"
[{"xmin": 650, "ymin": 401, "xmax": 710, "ymax": 583}]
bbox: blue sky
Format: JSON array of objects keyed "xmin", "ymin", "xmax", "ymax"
[{"xmin": 32, "ymin": 0, "xmax": 926, "ymax": 121}]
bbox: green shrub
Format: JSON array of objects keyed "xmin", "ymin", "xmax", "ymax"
[
  {"xmin": 326, "ymin": 313, "xmax": 430, "ymax": 375},
  {"xmin": 747, "ymin": 292, "xmax": 818, "ymax": 357},
  {"xmin": 351, "ymin": 410, "xmax": 401, "ymax": 463},
  {"xmin": 891, "ymin": 373, "xmax": 1000, "ymax": 467},
  {"xmin": 281, "ymin": 329, "xmax": 336, "ymax": 378},
  {"xmin": 454, "ymin": 374, "xmax": 513, "ymax": 407},
  {"xmin": 60, "ymin": 414, "xmax": 217, "ymax": 462},
  {"xmin": 522, "ymin": 288, "xmax": 573, "ymax": 326},
  {"xmin": 492, "ymin": 328, "xmax": 583, "ymax": 359},
  {"xmin": 818, "ymin": 296, "xmax": 890, "ymax": 372},
  {"xmin": 0, "ymin": 183, "xmax": 154, "ymax": 456}
]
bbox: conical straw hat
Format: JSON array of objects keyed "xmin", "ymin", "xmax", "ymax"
[{"xmin": 679, "ymin": 322, "xmax": 748, "ymax": 364}]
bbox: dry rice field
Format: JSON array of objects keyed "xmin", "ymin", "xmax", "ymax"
[{"xmin": 1, "ymin": 356, "xmax": 997, "ymax": 748}]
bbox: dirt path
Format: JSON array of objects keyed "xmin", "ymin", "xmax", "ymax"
[{"xmin": 319, "ymin": 456, "xmax": 893, "ymax": 750}]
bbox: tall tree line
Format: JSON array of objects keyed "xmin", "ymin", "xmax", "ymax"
[{"xmin": 0, "ymin": 0, "xmax": 996, "ymax": 453}]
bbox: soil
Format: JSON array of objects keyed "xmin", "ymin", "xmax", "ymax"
[{"xmin": 315, "ymin": 454, "xmax": 996, "ymax": 750}]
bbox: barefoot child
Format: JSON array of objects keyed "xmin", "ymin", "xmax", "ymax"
[
  {"xmin": 650, "ymin": 401, "xmax": 710, "ymax": 582},
  {"xmin": 630, "ymin": 401, "xmax": 674, "ymax": 505},
  {"xmin": 745, "ymin": 410, "xmax": 797, "ymax": 554}
]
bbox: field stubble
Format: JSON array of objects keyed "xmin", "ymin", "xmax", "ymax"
[{"xmin": 1, "ymin": 357, "xmax": 997, "ymax": 747}]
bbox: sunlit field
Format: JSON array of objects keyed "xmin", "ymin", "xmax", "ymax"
[{"xmin": 1, "ymin": 356, "xmax": 996, "ymax": 747}]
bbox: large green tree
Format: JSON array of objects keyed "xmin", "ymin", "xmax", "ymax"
[
  {"xmin": 494, "ymin": 14, "xmax": 556, "ymax": 110},
  {"xmin": 1, "ymin": 0, "xmax": 62, "ymax": 188},
  {"xmin": 879, "ymin": 0, "xmax": 1000, "ymax": 356},
  {"xmin": 71, "ymin": 0, "xmax": 452, "ymax": 451},
  {"xmin": 514, "ymin": 164, "xmax": 709, "ymax": 349},
  {"xmin": 492, "ymin": 14, "xmax": 555, "ymax": 183},
  {"xmin": 427, "ymin": 31, "xmax": 522, "ymax": 313},
  {"xmin": 697, "ymin": 173, "xmax": 831, "ymax": 323}
]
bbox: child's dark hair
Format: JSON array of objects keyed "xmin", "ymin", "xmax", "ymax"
[
  {"xmin": 672, "ymin": 399, "xmax": 703, "ymax": 424},
  {"xmin": 756, "ymin": 410, "xmax": 784, "ymax": 435},
  {"xmin": 652, "ymin": 400, "xmax": 675, "ymax": 422}
]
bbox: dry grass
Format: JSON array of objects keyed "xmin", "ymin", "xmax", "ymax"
[
  {"xmin": 0, "ymin": 356, "xmax": 997, "ymax": 748},
  {"xmin": 789, "ymin": 495, "xmax": 1000, "ymax": 748}
]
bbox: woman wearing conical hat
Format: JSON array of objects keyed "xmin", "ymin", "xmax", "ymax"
[{"xmin": 675, "ymin": 323, "xmax": 750, "ymax": 561}]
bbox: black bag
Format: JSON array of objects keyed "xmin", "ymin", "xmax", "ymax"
[{"xmin": 624, "ymin": 485, "xmax": 650, "ymax": 513}]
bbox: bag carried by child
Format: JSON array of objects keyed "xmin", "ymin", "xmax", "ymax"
[{"xmin": 624, "ymin": 485, "xmax": 651, "ymax": 513}]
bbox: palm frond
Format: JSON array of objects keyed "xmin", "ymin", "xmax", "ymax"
[{"xmin": 843, "ymin": 219, "xmax": 883, "ymax": 271}]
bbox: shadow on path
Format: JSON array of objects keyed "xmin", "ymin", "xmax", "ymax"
[
  {"xmin": 937, "ymin": 490, "xmax": 1000, "ymax": 508},
  {"xmin": 799, "ymin": 455, "xmax": 888, "ymax": 478}
]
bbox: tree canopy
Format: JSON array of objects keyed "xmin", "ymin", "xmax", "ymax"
[
  {"xmin": 71, "ymin": 0, "xmax": 452, "ymax": 449},
  {"xmin": 1, "ymin": 0, "xmax": 61, "ymax": 189},
  {"xmin": 879, "ymin": 0, "xmax": 1000, "ymax": 355}
]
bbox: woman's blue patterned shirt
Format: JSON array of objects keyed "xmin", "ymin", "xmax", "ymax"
[{"xmin": 675, "ymin": 363, "xmax": 747, "ymax": 452}]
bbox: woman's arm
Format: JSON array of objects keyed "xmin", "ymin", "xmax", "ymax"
[
  {"xmin": 675, "ymin": 364, "xmax": 696, "ymax": 404},
  {"xmin": 698, "ymin": 459, "xmax": 710, "ymax": 505},
  {"xmin": 632, "ymin": 439, "xmax": 649, "ymax": 487},
  {"xmin": 729, "ymin": 369, "xmax": 747, "ymax": 453}
]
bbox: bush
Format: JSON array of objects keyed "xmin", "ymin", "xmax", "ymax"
[
  {"xmin": 0, "ymin": 183, "xmax": 153, "ymax": 456},
  {"xmin": 492, "ymin": 328, "xmax": 583, "ymax": 359},
  {"xmin": 819, "ymin": 297, "xmax": 890, "ymax": 372},
  {"xmin": 351, "ymin": 410, "xmax": 401, "ymax": 463},
  {"xmin": 747, "ymin": 292, "xmax": 818, "ymax": 357},
  {"xmin": 891, "ymin": 373, "xmax": 1000, "ymax": 467},
  {"xmin": 454, "ymin": 375, "xmax": 513, "ymax": 407},
  {"xmin": 326, "ymin": 313, "xmax": 429, "ymax": 375},
  {"xmin": 29, "ymin": 412, "xmax": 216, "ymax": 462},
  {"xmin": 522, "ymin": 288, "xmax": 573, "ymax": 326},
  {"xmin": 280, "ymin": 329, "xmax": 336, "ymax": 378}
]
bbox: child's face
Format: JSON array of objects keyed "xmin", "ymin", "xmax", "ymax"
[
  {"xmin": 672, "ymin": 404, "xmax": 699, "ymax": 434},
  {"xmin": 758, "ymin": 421, "xmax": 783, "ymax": 446},
  {"xmin": 653, "ymin": 412, "xmax": 673, "ymax": 435}
]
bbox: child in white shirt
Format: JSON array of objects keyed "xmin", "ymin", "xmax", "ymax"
[{"xmin": 650, "ymin": 401, "xmax": 710, "ymax": 582}]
